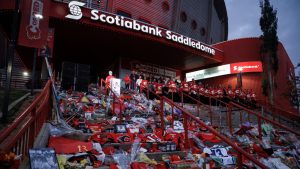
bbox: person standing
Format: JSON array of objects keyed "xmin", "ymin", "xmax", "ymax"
[
  {"xmin": 180, "ymin": 78, "xmax": 190, "ymax": 93},
  {"xmin": 189, "ymin": 79, "xmax": 198, "ymax": 98},
  {"xmin": 105, "ymin": 70, "xmax": 115, "ymax": 94},
  {"xmin": 136, "ymin": 75, "xmax": 142, "ymax": 93},
  {"xmin": 123, "ymin": 74, "xmax": 130, "ymax": 90},
  {"xmin": 105, "ymin": 71, "xmax": 115, "ymax": 88},
  {"xmin": 130, "ymin": 70, "xmax": 138, "ymax": 90},
  {"xmin": 154, "ymin": 79, "xmax": 164, "ymax": 95},
  {"xmin": 140, "ymin": 77, "xmax": 149, "ymax": 92}
]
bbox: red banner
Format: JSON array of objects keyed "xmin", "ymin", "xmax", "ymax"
[
  {"xmin": 230, "ymin": 61, "xmax": 263, "ymax": 74},
  {"xmin": 18, "ymin": 0, "xmax": 49, "ymax": 48}
]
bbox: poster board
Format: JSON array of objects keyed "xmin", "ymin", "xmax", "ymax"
[
  {"xmin": 29, "ymin": 148, "xmax": 59, "ymax": 169},
  {"xmin": 111, "ymin": 78, "xmax": 121, "ymax": 97}
]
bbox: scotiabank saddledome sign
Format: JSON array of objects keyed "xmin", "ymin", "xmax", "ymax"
[
  {"xmin": 65, "ymin": 1, "xmax": 216, "ymax": 56},
  {"xmin": 186, "ymin": 61, "xmax": 263, "ymax": 81}
]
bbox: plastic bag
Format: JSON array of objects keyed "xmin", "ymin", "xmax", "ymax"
[
  {"xmin": 131, "ymin": 139, "xmax": 141, "ymax": 163},
  {"xmin": 112, "ymin": 150, "xmax": 131, "ymax": 169}
]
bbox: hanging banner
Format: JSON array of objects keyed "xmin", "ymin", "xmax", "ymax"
[
  {"xmin": 111, "ymin": 78, "xmax": 121, "ymax": 97},
  {"xmin": 18, "ymin": 0, "xmax": 49, "ymax": 48}
]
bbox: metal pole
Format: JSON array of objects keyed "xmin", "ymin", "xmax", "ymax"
[
  {"xmin": 160, "ymin": 97, "xmax": 165, "ymax": 130},
  {"xmin": 1, "ymin": 0, "xmax": 21, "ymax": 121},
  {"xmin": 31, "ymin": 49, "xmax": 37, "ymax": 96}
]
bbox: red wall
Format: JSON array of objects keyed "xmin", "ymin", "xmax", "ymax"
[
  {"xmin": 201, "ymin": 38, "xmax": 296, "ymax": 111},
  {"xmin": 110, "ymin": 0, "xmax": 175, "ymax": 29}
]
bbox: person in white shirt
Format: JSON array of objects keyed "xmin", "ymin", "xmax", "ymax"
[{"xmin": 136, "ymin": 76, "xmax": 142, "ymax": 92}]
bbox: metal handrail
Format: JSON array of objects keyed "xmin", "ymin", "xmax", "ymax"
[
  {"xmin": 263, "ymin": 102, "xmax": 300, "ymax": 119},
  {"xmin": 178, "ymin": 91, "xmax": 212, "ymax": 118},
  {"xmin": 0, "ymin": 80, "xmax": 52, "ymax": 158},
  {"xmin": 161, "ymin": 96, "xmax": 268, "ymax": 169},
  {"xmin": 0, "ymin": 80, "xmax": 51, "ymax": 143},
  {"xmin": 143, "ymin": 88, "xmax": 267, "ymax": 168},
  {"xmin": 230, "ymin": 102, "xmax": 300, "ymax": 136}
]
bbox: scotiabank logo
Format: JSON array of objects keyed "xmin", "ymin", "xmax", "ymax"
[
  {"xmin": 230, "ymin": 61, "xmax": 263, "ymax": 74},
  {"xmin": 65, "ymin": 1, "xmax": 85, "ymax": 20}
]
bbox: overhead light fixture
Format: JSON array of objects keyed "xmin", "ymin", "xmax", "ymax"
[
  {"xmin": 34, "ymin": 14, "xmax": 43, "ymax": 19},
  {"xmin": 23, "ymin": 71, "xmax": 29, "ymax": 76}
]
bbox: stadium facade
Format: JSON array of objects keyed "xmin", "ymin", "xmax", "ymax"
[{"xmin": 0, "ymin": 0, "xmax": 297, "ymax": 111}]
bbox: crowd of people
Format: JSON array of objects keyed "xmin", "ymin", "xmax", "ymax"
[{"xmin": 105, "ymin": 70, "xmax": 257, "ymax": 107}]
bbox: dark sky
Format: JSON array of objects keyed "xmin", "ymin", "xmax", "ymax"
[{"xmin": 225, "ymin": 0, "xmax": 300, "ymax": 67}]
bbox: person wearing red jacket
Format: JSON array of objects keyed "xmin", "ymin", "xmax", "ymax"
[
  {"xmin": 180, "ymin": 79, "xmax": 190, "ymax": 93},
  {"xmin": 105, "ymin": 71, "xmax": 115, "ymax": 95},
  {"xmin": 239, "ymin": 89, "xmax": 246, "ymax": 100},
  {"xmin": 140, "ymin": 78, "xmax": 148, "ymax": 92},
  {"xmin": 246, "ymin": 89, "xmax": 252, "ymax": 102},
  {"xmin": 123, "ymin": 74, "xmax": 130, "ymax": 90},
  {"xmin": 227, "ymin": 86, "xmax": 235, "ymax": 99},
  {"xmin": 234, "ymin": 86, "xmax": 241, "ymax": 101},
  {"xmin": 189, "ymin": 79, "xmax": 198, "ymax": 95},
  {"xmin": 198, "ymin": 83, "xmax": 205, "ymax": 96},
  {"xmin": 189, "ymin": 79, "xmax": 198, "ymax": 100},
  {"xmin": 204, "ymin": 86, "xmax": 211, "ymax": 97},
  {"xmin": 154, "ymin": 79, "xmax": 164, "ymax": 95},
  {"xmin": 167, "ymin": 79, "xmax": 177, "ymax": 101},
  {"xmin": 197, "ymin": 82, "xmax": 205, "ymax": 103},
  {"xmin": 216, "ymin": 85, "xmax": 223, "ymax": 98},
  {"xmin": 210, "ymin": 86, "xmax": 217, "ymax": 98},
  {"xmin": 250, "ymin": 89, "xmax": 257, "ymax": 107},
  {"xmin": 167, "ymin": 79, "xmax": 177, "ymax": 93}
]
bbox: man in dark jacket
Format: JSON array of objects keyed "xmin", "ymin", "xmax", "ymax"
[{"xmin": 130, "ymin": 70, "xmax": 139, "ymax": 90}]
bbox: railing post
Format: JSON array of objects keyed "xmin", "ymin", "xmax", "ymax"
[
  {"xmin": 228, "ymin": 104, "xmax": 233, "ymax": 134},
  {"xmin": 183, "ymin": 113, "xmax": 189, "ymax": 149},
  {"xmin": 171, "ymin": 105, "xmax": 174, "ymax": 128},
  {"xmin": 237, "ymin": 152, "xmax": 243, "ymax": 169},
  {"xmin": 119, "ymin": 101, "xmax": 122, "ymax": 123},
  {"xmin": 147, "ymin": 89, "xmax": 149, "ymax": 100},
  {"xmin": 100, "ymin": 79, "xmax": 103, "ymax": 95},
  {"xmin": 240, "ymin": 111, "xmax": 243, "ymax": 125},
  {"xmin": 272, "ymin": 106, "xmax": 275, "ymax": 121},
  {"xmin": 171, "ymin": 92, "xmax": 174, "ymax": 102},
  {"xmin": 112, "ymin": 94, "xmax": 115, "ymax": 116},
  {"xmin": 197, "ymin": 103, "xmax": 200, "ymax": 117},
  {"xmin": 278, "ymin": 109, "xmax": 281, "ymax": 123},
  {"xmin": 160, "ymin": 97, "xmax": 165, "ymax": 131},
  {"xmin": 209, "ymin": 109, "xmax": 213, "ymax": 125},
  {"xmin": 181, "ymin": 92, "xmax": 183, "ymax": 106},
  {"xmin": 258, "ymin": 117, "xmax": 262, "ymax": 139},
  {"xmin": 247, "ymin": 111, "xmax": 250, "ymax": 123}
]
